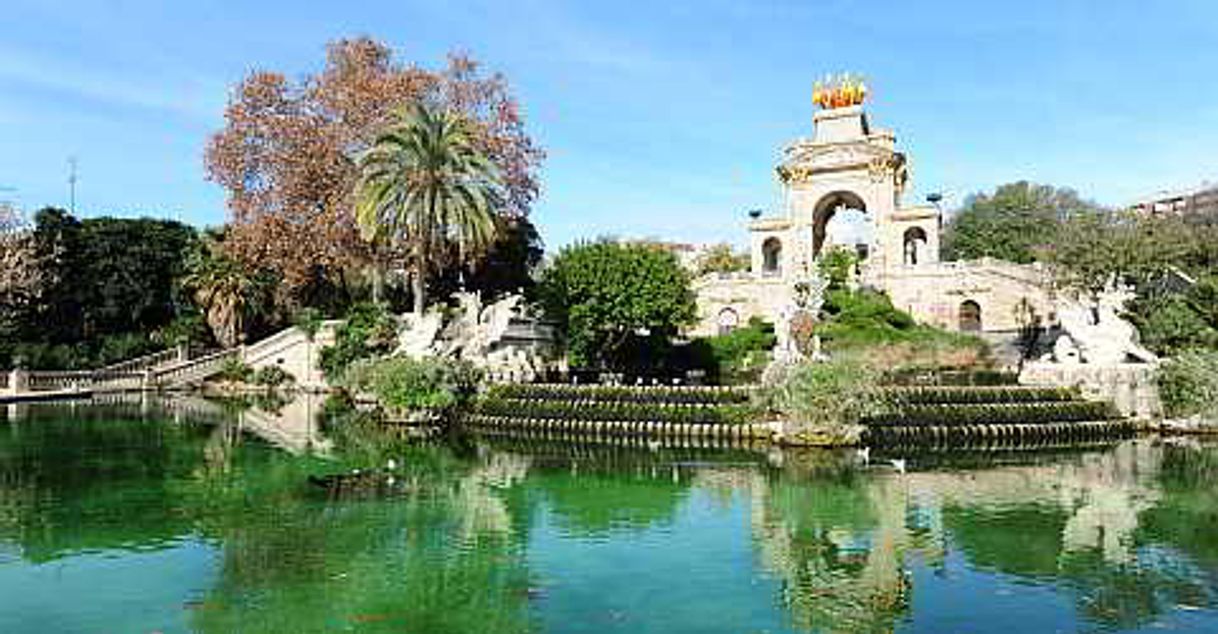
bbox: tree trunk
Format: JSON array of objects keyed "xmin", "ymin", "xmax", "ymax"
[
  {"xmin": 412, "ymin": 249, "xmax": 426, "ymax": 315},
  {"xmin": 413, "ymin": 192, "xmax": 436, "ymax": 315}
]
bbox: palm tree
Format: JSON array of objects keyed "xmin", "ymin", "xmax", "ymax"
[
  {"xmin": 183, "ymin": 239, "xmax": 268, "ymax": 348},
  {"xmin": 355, "ymin": 102, "xmax": 501, "ymax": 314}
]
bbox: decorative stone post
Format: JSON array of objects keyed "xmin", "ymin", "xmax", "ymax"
[{"xmin": 9, "ymin": 367, "xmax": 29, "ymax": 395}]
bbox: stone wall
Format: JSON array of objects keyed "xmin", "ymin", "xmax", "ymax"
[
  {"xmin": 1019, "ymin": 362, "xmax": 1162, "ymax": 420},
  {"xmin": 690, "ymin": 273, "xmax": 792, "ymax": 337},
  {"xmin": 883, "ymin": 259, "xmax": 1056, "ymax": 333},
  {"xmin": 241, "ymin": 321, "xmax": 341, "ymax": 391}
]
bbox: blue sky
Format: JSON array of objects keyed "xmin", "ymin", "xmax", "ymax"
[{"xmin": 2, "ymin": 0, "xmax": 1216, "ymax": 249}]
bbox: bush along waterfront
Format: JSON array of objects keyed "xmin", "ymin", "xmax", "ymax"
[{"xmin": 1157, "ymin": 350, "xmax": 1218, "ymax": 426}]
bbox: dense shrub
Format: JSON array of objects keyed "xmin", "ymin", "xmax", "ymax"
[
  {"xmin": 1131, "ymin": 296, "xmax": 1218, "ymax": 356},
  {"xmin": 816, "ymin": 288, "xmax": 989, "ymax": 370},
  {"xmin": 702, "ymin": 317, "xmax": 776, "ymax": 384},
  {"xmin": 1158, "ymin": 350, "xmax": 1218, "ymax": 420},
  {"xmin": 760, "ymin": 358, "xmax": 880, "ymax": 432},
  {"xmin": 344, "ymin": 356, "xmax": 482, "ymax": 414},
  {"xmin": 319, "ymin": 302, "xmax": 397, "ymax": 381},
  {"xmin": 252, "ymin": 365, "xmax": 295, "ymax": 388},
  {"xmin": 217, "ymin": 357, "xmax": 254, "ymax": 383},
  {"xmin": 821, "ymin": 288, "xmax": 916, "ymax": 333}
]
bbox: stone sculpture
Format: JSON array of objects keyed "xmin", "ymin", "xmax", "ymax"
[
  {"xmin": 392, "ymin": 292, "xmax": 554, "ymax": 382},
  {"xmin": 1048, "ymin": 291, "xmax": 1158, "ymax": 365}
]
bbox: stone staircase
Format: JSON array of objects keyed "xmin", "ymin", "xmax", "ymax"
[
  {"xmin": 863, "ymin": 384, "xmax": 1135, "ymax": 448},
  {"xmin": 464, "ymin": 383, "xmax": 775, "ymax": 443}
]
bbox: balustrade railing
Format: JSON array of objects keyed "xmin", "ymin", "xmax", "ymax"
[
  {"xmin": 151, "ymin": 349, "xmax": 238, "ymax": 387},
  {"xmin": 97, "ymin": 347, "xmax": 184, "ymax": 374}
]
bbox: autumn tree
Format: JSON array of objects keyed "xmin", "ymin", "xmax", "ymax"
[
  {"xmin": 205, "ymin": 37, "xmax": 542, "ymax": 311},
  {"xmin": 0, "ymin": 204, "xmax": 46, "ymax": 344}
]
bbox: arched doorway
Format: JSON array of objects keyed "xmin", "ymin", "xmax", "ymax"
[
  {"xmin": 903, "ymin": 227, "xmax": 928, "ymax": 265},
  {"xmin": 959, "ymin": 300, "xmax": 982, "ymax": 332},
  {"xmin": 813, "ymin": 191, "xmax": 869, "ymax": 259},
  {"xmin": 762, "ymin": 238, "xmax": 783, "ymax": 275},
  {"xmin": 717, "ymin": 308, "xmax": 740, "ymax": 336}
]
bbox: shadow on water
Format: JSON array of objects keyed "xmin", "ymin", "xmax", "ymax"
[{"xmin": 1, "ymin": 394, "xmax": 1218, "ymax": 632}]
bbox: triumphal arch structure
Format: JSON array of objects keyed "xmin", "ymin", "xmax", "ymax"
[{"xmin": 692, "ymin": 76, "xmax": 1055, "ymax": 337}]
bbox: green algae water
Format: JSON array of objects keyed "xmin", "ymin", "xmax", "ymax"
[{"xmin": 2, "ymin": 396, "xmax": 1218, "ymax": 633}]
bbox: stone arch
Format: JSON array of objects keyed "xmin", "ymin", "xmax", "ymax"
[
  {"xmin": 762, "ymin": 237, "xmax": 783, "ymax": 274},
  {"xmin": 903, "ymin": 226, "xmax": 928, "ymax": 265},
  {"xmin": 717, "ymin": 308, "xmax": 740, "ymax": 336},
  {"xmin": 812, "ymin": 190, "xmax": 869, "ymax": 258},
  {"xmin": 959, "ymin": 300, "xmax": 982, "ymax": 332}
]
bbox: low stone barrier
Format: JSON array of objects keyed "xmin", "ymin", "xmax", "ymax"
[{"xmin": 1019, "ymin": 362, "xmax": 1161, "ymax": 420}]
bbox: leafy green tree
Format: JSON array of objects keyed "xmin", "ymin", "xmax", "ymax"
[
  {"xmin": 537, "ymin": 241, "xmax": 696, "ymax": 370},
  {"xmin": 355, "ymin": 102, "xmax": 502, "ymax": 313},
  {"xmin": 1046, "ymin": 210, "xmax": 1193, "ymax": 314},
  {"xmin": 943, "ymin": 182, "xmax": 1101, "ymax": 263},
  {"xmin": 818, "ymin": 246, "xmax": 859, "ymax": 290}
]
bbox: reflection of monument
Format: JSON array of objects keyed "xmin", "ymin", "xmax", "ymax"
[{"xmin": 692, "ymin": 76, "xmax": 1055, "ymax": 336}]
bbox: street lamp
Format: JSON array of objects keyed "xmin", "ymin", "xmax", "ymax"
[{"xmin": 926, "ymin": 192, "xmax": 945, "ymax": 228}]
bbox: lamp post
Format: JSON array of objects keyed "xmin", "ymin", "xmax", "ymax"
[{"xmin": 926, "ymin": 192, "xmax": 944, "ymax": 229}]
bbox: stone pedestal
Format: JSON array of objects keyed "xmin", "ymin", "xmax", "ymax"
[{"xmin": 7, "ymin": 368, "xmax": 28, "ymax": 395}]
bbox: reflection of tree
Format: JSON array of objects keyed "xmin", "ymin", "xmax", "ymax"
[
  {"xmin": 186, "ymin": 424, "xmax": 537, "ymax": 633},
  {"xmin": 1138, "ymin": 443, "xmax": 1218, "ymax": 566},
  {"xmin": 0, "ymin": 405, "xmax": 209, "ymax": 561},
  {"xmin": 936, "ymin": 442, "xmax": 1215, "ymax": 630},
  {"xmin": 943, "ymin": 502, "xmax": 1070, "ymax": 578},
  {"xmin": 751, "ymin": 468, "xmax": 911, "ymax": 633},
  {"xmin": 536, "ymin": 467, "xmax": 690, "ymax": 536}
]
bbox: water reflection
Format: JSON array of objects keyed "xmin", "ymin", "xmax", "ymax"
[{"xmin": 0, "ymin": 395, "xmax": 1217, "ymax": 632}]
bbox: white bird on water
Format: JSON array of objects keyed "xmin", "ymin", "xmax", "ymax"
[
  {"xmin": 387, "ymin": 458, "xmax": 398, "ymax": 471},
  {"xmin": 888, "ymin": 458, "xmax": 907, "ymax": 474},
  {"xmin": 855, "ymin": 447, "xmax": 870, "ymax": 465}
]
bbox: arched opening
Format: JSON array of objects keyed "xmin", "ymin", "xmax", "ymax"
[
  {"xmin": 762, "ymin": 237, "xmax": 782, "ymax": 275},
  {"xmin": 813, "ymin": 191, "xmax": 869, "ymax": 259},
  {"xmin": 903, "ymin": 227, "xmax": 928, "ymax": 266},
  {"xmin": 717, "ymin": 308, "xmax": 740, "ymax": 336},
  {"xmin": 959, "ymin": 300, "xmax": 982, "ymax": 332}
]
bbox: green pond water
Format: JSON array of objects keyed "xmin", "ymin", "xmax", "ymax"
[{"xmin": 2, "ymin": 396, "xmax": 1218, "ymax": 633}]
